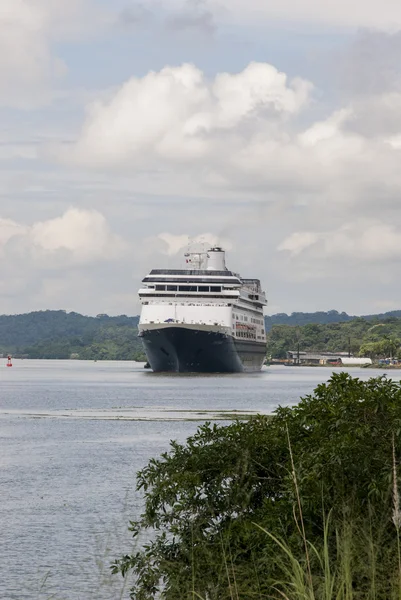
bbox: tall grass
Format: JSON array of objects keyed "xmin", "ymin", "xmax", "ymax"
[
  {"xmin": 190, "ymin": 517, "xmax": 401, "ymax": 600},
  {"xmin": 242, "ymin": 429, "xmax": 401, "ymax": 600},
  {"xmin": 251, "ymin": 517, "xmax": 401, "ymax": 600},
  {"xmin": 169, "ymin": 445, "xmax": 401, "ymax": 600},
  {"xmin": 185, "ymin": 444, "xmax": 401, "ymax": 600}
]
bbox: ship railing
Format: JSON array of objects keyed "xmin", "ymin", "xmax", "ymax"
[
  {"xmin": 150, "ymin": 269, "xmax": 234, "ymax": 276},
  {"xmin": 241, "ymin": 278, "xmax": 261, "ymax": 290}
]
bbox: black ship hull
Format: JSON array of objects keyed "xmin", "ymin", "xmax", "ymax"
[{"xmin": 140, "ymin": 327, "xmax": 266, "ymax": 373}]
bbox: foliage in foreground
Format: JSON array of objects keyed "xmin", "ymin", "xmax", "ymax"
[{"xmin": 113, "ymin": 373, "xmax": 401, "ymax": 599}]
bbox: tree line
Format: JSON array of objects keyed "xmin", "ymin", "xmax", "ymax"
[
  {"xmin": 0, "ymin": 310, "xmax": 145, "ymax": 360},
  {"xmin": 264, "ymin": 309, "xmax": 401, "ymax": 331},
  {"xmin": 2, "ymin": 309, "xmax": 401, "ymax": 361},
  {"xmin": 267, "ymin": 316, "xmax": 401, "ymax": 359}
]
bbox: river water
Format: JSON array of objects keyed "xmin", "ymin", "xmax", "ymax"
[{"xmin": 1, "ymin": 360, "xmax": 398, "ymax": 600}]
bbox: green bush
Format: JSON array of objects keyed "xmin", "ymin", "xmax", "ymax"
[{"xmin": 113, "ymin": 373, "xmax": 401, "ymax": 599}]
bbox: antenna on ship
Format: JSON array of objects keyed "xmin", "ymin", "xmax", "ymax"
[
  {"xmin": 184, "ymin": 238, "xmax": 209, "ymax": 269},
  {"xmin": 184, "ymin": 251, "xmax": 204, "ymax": 269}
]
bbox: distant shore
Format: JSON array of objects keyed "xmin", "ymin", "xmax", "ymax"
[{"xmin": 269, "ymin": 361, "xmax": 401, "ymax": 369}]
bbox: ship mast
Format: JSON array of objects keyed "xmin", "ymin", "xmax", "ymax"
[
  {"xmin": 184, "ymin": 246, "xmax": 227, "ymax": 270},
  {"xmin": 184, "ymin": 251, "xmax": 208, "ymax": 269}
]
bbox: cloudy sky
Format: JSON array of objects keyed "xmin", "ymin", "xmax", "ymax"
[{"xmin": 2, "ymin": 0, "xmax": 401, "ymax": 316}]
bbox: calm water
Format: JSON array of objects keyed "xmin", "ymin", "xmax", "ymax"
[{"xmin": 1, "ymin": 360, "xmax": 399, "ymax": 599}]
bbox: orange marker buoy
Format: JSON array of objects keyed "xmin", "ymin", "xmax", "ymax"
[{"xmin": 6, "ymin": 355, "xmax": 12, "ymax": 367}]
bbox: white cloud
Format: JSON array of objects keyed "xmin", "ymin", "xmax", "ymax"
[
  {"xmin": 0, "ymin": 0, "xmax": 62, "ymax": 106},
  {"xmin": 278, "ymin": 220, "xmax": 401, "ymax": 262},
  {"xmin": 299, "ymin": 109, "xmax": 352, "ymax": 147},
  {"xmin": 158, "ymin": 232, "xmax": 232, "ymax": 255},
  {"xmin": 58, "ymin": 58, "xmax": 401, "ymax": 215},
  {"xmin": 202, "ymin": 0, "xmax": 401, "ymax": 29},
  {"xmin": 278, "ymin": 231, "xmax": 320, "ymax": 256},
  {"xmin": 140, "ymin": 0, "xmax": 401, "ymax": 29},
  {"xmin": 0, "ymin": 207, "xmax": 126, "ymax": 266},
  {"xmin": 61, "ymin": 62, "xmax": 312, "ymax": 168},
  {"xmin": 0, "ymin": 0, "xmax": 107, "ymax": 107},
  {"xmin": 158, "ymin": 233, "xmax": 194, "ymax": 255},
  {"xmin": 4, "ymin": 17, "xmax": 401, "ymax": 316},
  {"xmin": 0, "ymin": 218, "xmax": 28, "ymax": 245}
]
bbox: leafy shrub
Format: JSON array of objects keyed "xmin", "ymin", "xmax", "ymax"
[{"xmin": 113, "ymin": 373, "xmax": 401, "ymax": 599}]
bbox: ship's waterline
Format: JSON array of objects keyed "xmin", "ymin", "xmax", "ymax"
[{"xmin": 138, "ymin": 247, "xmax": 267, "ymax": 373}]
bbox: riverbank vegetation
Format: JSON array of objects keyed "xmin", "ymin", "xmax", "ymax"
[
  {"xmin": 267, "ymin": 316, "xmax": 401, "ymax": 360},
  {"xmin": 3, "ymin": 308, "xmax": 401, "ymax": 361},
  {"xmin": 3, "ymin": 309, "xmax": 401, "ymax": 361},
  {"xmin": 0, "ymin": 310, "xmax": 145, "ymax": 360},
  {"xmin": 113, "ymin": 373, "xmax": 401, "ymax": 599},
  {"xmin": 263, "ymin": 309, "xmax": 401, "ymax": 332}
]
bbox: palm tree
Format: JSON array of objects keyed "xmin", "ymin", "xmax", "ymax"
[{"xmin": 383, "ymin": 335, "xmax": 401, "ymax": 359}]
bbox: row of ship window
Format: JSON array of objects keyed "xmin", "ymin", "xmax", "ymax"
[
  {"xmin": 235, "ymin": 330, "xmax": 257, "ymax": 339},
  {"xmin": 233, "ymin": 314, "xmax": 264, "ymax": 326},
  {"xmin": 142, "ymin": 302, "xmax": 232, "ymax": 306},
  {"xmin": 152, "ymin": 284, "xmax": 222, "ymax": 293},
  {"xmin": 233, "ymin": 313, "xmax": 248, "ymax": 322}
]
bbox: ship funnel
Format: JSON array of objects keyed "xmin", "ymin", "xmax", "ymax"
[{"xmin": 206, "ymin": 247, "xmax": 227, "ymax": 271}]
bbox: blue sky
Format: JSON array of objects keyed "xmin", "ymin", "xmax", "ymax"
[{"xmin": 1, "ymin": 0, "xmax": 401, "ymax": 316}]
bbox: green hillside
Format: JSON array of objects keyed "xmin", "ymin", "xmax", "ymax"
[
  {"xmin": 2, "ymin": 309, "xmax": 401, "ymax": 361},
  {"xmin": 267, "ymin": 316, "xmax": 401, "ymax": 359},
  {"xmin": 264, "ymin": 309, "xmax": 401, "ymax": 331},
  {"xmin": 0, "ymin": 310, "xmax": 144, "ymax": 360}
]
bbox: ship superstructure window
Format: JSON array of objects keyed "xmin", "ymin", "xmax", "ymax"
[
  {"xmin": 178, "ymin": 285, "xmax": 189, "ymax": 292},
  {"xmin": 145, "ymin": 284, "xmax": 225, "ymax": 294},
  {"xmin": 236, "ymin": 330, "xmax": 257, "ymax": 339}
]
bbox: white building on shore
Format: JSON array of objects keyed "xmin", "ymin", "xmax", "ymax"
[{"xmin": 286, "ymin": 351, "xmax": 372, "ymax": 366}]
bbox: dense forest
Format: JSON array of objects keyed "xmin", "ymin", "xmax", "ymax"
[
  {"xmin": 0, "ymin": 310, "xmax": 144, "ymax": 361},
  {"xmin": 2, "ymin": 309, "xmax": 401, "ymax": 360},
  {"xmin": 264, "ymin": 309, "xmax": 401, "ymax": 331},
  {"xmin": 267, "ymin": 316, "xmax": 401, "ymax": 359}
]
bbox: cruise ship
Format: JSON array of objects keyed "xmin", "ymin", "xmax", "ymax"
[{"xmin": 138, "ymin": 247, "xmax": 267, "ymax": 373}]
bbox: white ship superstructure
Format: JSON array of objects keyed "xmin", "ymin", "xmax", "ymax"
[{"xmin": 138, "ymin": 247, "xmax": 267, "ymax": 372}]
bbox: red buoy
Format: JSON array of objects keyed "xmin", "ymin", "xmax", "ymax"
[{"xmin": 6, "ymin": 355, "xmax": 12, "ymax": 367}]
